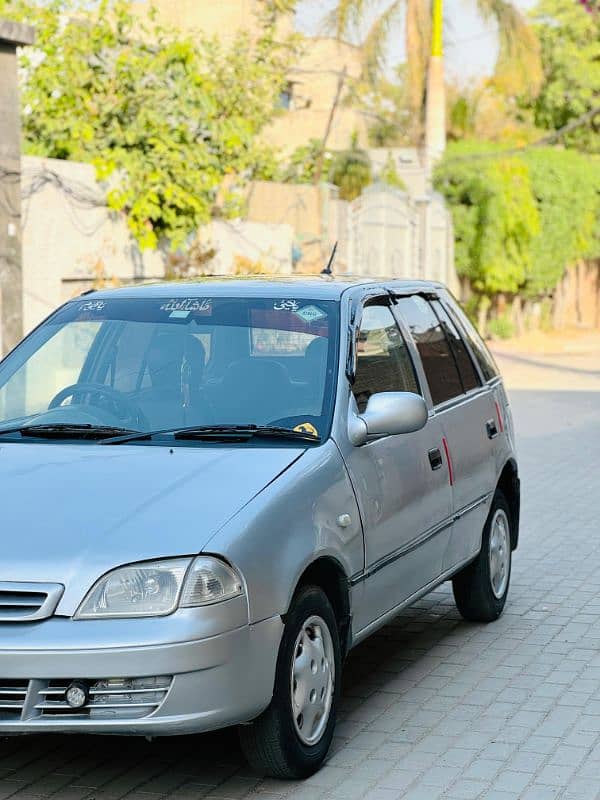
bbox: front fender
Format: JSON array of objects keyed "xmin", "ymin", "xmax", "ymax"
[{"xmin": 202, "ymin": 441, "xmax": 364, "ymax": 624}]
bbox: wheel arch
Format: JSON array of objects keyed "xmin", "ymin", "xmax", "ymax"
[
  {"xmin": 288, "ymin": 556, "xmax": 352, "ymax": 658},
  {"xmin": 497, "ymin": 458, "xmax": 520, "ymax": 550}
]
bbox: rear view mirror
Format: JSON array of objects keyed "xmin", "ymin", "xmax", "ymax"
[{"xmin": 349, "ymin": 392, "xmax": 428, "ymax": 446}]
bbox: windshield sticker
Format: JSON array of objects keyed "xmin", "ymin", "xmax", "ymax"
[
  {"xmin": 80, "ymin": 300, "xmax": 106, "ymax": 312},
  {"xmin": 293, "ymin": 422, "xmax": 319, "ymax": 437},
  {"xmin": 160, "ymin": 298, "xmax": 212, "ymax": 319},
  {"xmin": 273, "ymin": 299, "xmax": 300, "ymax": 312},
  {"xmin": 294, "ymin": 305, "xmax": 327, "ymax": 324}
]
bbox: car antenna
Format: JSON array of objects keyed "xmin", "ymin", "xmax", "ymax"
[{"xmin": 321, "ymin": 242, "xmax": 337, "ymax": 278}]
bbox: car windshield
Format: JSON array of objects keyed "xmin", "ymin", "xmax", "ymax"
[{"xmin": 0, "ymin": 295, "xmax": 339, "ymax": 442}]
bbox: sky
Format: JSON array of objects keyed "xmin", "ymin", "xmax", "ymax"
[{"xmin": 295, "ymin": 0, "xmax": 537, "ymax": 84}]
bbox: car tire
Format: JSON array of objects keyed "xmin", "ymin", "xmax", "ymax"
[
  {"xmin": 452, "ymin": 489, "xmax": 512, "ymax": 623},
  {"xmin": 238, "ymin": 585, "xmax": 341, "ymax": 779}
]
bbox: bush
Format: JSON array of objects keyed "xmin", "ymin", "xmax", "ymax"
[
  {"xmin": 379, "ymin": 153, "xmax": 407, "ymax": 190},
  {"xmin": 328, "ymin": 134, "xmax": 372, "ymax": 201},
  {"xmin": 434, "ymin": 142, "xmax": 600, "ymax": 301},
  {"xmin": 487, "ymin": 315, "xmax": 515, "ymax": 340}
]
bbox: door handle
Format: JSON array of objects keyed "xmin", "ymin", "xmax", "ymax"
[
  {"xmin": 428, "ymin": 448, "xmax": 443, "ymax": 470},
  {"xmin": 486, "ymin": 419, "xmax": 498, "ymax": 439}
]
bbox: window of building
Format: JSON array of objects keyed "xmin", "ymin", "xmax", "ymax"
[
  {"xmin": 352, "ymin": 302, "xmax": 419, "ymax": 414},
  {"xmin": 278, "ymin": 83, "xmax": 294, "ymax": 111}
]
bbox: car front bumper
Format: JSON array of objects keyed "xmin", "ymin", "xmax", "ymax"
[{"xmin": 0, "ymin": 606, "xmax": 283, "ymax": 736}]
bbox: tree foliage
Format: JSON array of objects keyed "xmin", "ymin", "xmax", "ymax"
[
  {"xmin": 529, "ymin": 0, "xmax": 600, "ymax": 153},
  {"xmin": 327, "ymin": 134, "xmax": 372, "ymax": 200},
  {"xmin": 279, "ymin": 139, "xmax": 331, "ymax": 184},
  {"xmin": 280, "ymin": 134, "xmax": 372, "ymax": 201},
  {"xmin": 378, "ymin": 152, "xmax": 407, "ymax": 190},
  {"xmin": 328, "ymin": 0, "xmax": 542, "ymax": 145},
  {"xmin": 434, "ymin": 142, "xmax": 600, "ymax": 298},
  {"xmin": 2, "ymin": 0, "xmax": 291, "ymax": 249}
]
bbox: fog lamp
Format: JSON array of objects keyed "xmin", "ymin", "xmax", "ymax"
[{"xmin": 65, "ymin": 681, "xmax": 89, "ymax": 709}]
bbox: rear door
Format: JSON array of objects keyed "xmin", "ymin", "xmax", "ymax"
[{"xmin": 394, "ymin": 294, "xmax": 497, "ymax": 572}]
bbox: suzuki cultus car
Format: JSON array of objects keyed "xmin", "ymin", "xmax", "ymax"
[{"xmin": 0, "ymin": 278, "xmax": 519, "ymax": 778}]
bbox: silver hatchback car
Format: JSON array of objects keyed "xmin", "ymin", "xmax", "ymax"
[{"xmin": 0, "ymin": 278, "xmax": 519, "ymax": 778}]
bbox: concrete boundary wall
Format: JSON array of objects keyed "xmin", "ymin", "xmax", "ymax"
[
  {"xmin": 20, "ymin": 158, "xmax": 293, "ymax": 334},
  {"xmin": 21, "ymin": 156, "xmax": 166, "ymax": 333},
  {"xmin": 20, "ymin": 159, "xmax": 458, "ymax": 336}
]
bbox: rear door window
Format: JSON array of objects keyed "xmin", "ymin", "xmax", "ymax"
[
  {"xmin": 430, "ymin": 300, "xmax": 481, "ymax": 392},
  {"xmin": 445, "ymin": 301, "xmax": 499, "ymax": 382},
  {"xmin": 395, "ymin": 295, "xmax": 463, "ymax": 406}
]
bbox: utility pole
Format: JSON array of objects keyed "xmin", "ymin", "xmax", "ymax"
[
  {"xmin": 424, "ymin": 0, "xmax": 446, "ymax": 179},
  {"xmin": 0, "ymin": 19, "xmax": 34, "ymax": 356}
]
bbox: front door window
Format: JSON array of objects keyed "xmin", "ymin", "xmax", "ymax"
[{"xmin": 352, "ymin": 303, "xmax": 419, "ymax": 413}]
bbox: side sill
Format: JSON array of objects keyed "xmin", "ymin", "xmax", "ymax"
[{"xmin": 349, "ymin": 553, "xmax": 478, "ymax": 648}]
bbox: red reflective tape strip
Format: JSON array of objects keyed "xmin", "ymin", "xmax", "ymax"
[
  {"xmin": 442, "ymin": 436, "xmax": 454, "ymax": 486},
  {"xmin": 495, "ymin": 400, "xmax": 504, "ymax": 433}
]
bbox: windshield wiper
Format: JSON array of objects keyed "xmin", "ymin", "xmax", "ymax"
[
  {"xmin": 0, "ymin": 423, "xmax": 139, "ymax": 440},
  {"xmin": 101, "ymin": 424, "xmax": 321, "ymax": 445}
]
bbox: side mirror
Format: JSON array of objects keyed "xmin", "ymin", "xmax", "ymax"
[{"xmin": 348, "ymin": 391, "xmax": 428, "ymax": 446}]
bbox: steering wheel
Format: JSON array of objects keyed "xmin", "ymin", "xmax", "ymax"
[{"xmin": 49, "ymin": 383, "xmax": 149, "ymax": 429}]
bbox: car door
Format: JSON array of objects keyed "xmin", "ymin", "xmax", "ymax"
[
  {"xmin": 395, "ymin": 294, "xmax": 497, "ymax": 573},
  {"xmin": 341, "ymin": 298, "xmax": 453, "ymax": 633}
]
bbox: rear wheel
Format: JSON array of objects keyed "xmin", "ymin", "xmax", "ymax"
[
  {"xmin": 238, "ymin": 586, "xmax": 341, "ymax": 778},
  {"xmin": 452, "ymin": 490, "xmax": 512, "ymax": 622}
]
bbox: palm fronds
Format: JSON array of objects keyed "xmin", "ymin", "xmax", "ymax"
[{"xmin": 477, "ymin": 0, "xmax": 542, "ymax": 96}]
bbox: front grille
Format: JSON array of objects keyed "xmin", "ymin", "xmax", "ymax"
[
  {"xmin": 0, "ymin": 676, "xmax": 173, "ymax": 723},
  {"xmin": 0, "ymin": 582, "xmax": 64, "ymax": 622},
  {"xmin": 0, "ymin": 681, "xmax": 28, "ymax": 720}
]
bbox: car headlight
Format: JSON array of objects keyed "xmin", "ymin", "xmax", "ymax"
[{"xmin": 75, "ymin": 556, "xmax": 244, "ymax": 619}]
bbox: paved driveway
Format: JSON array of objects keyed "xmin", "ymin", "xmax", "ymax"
[{"xmin": 2, "ymin": 385, "xmax": 599, "ymax": 800}]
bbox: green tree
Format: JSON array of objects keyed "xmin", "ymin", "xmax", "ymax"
[
  {"xmin": 523, "ymin": 148, "xmax": 600, "ymax": 293},
  {"xmin": 328, "ymin": 0, "xmax": 542, "ymax": 144},
  {"xmin": 435, "ymin": 148, "xmax": 540, "ymax": 296},
  {"xmin": 434, "ymin": 142, "xmax": 600, "ymax": 301},
  {"xmin": 328, "ymin": 133, "xmax": 372, "ymax": 200},
  {"xmin": 378, "ymin": 152, "xmax": 407, "ymax": 190},
  {"xmin": 280, "ymin": 134, "xmax": 372, "ymax": 200},
  {"xmin": 2, "ymin": 0, "xmax": 291, "ymax": 249},
  {"xmin": 351, "ymin": 65, "xmax": 412, "ymax": 147},
  {"xmin": 279, "ymin": 139, "xmax": 330, "ymax": 184},
  {"xmin": 529, "ymin": 0, "xmax": 600, "ymax": 153}
]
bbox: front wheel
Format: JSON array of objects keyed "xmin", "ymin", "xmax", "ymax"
[
  {"xmin": 452, "ymin": 490, "xmax": 512, "ymax": 622},
  {"xmin": 238, "ymin": 586, "xmax": 341, "ymax": 778}
]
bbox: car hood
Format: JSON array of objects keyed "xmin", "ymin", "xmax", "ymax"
[{"xmin": 0, "ymin": 441, "xmax": 304, "ymax": 613}]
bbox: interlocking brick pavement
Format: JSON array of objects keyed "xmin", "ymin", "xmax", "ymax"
[{"xmin": 1, "ymin": 385, "xmax": 599, "ymax": 799}]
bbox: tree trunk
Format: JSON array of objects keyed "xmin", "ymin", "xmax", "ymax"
[
  {"xmin": 424, "ymin": 0, "xmax": 446, "ymax": 176},
  {"xmin": 575, "ymin": 259, "xmax": 585, "ymax": 326},
  {"xmin": 512, "ymin": 295, "xmax": 524, "ymax": 337},
  {"xmin": 406, "ymin": 0, "xmax": 431, "ymax": 146},
  {"xmin": 596, "ymin": 261, "xmax": 600, "ymax": 329},
  {"xmin": 477, "ymin": 296, "xmax": 490, "ymax": 338},
  {"xmin": 552, "ymin": 273, "xmax": 567, "ymax": 329}
]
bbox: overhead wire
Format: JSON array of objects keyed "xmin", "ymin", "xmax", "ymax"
[{"xmin": 441, "ymin": 104, "xmax": 600, "ymax": 165}]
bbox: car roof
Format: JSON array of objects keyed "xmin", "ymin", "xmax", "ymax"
[{"xmin": 84, "ymin": 276, "xmax": 447, "ymax": 302}]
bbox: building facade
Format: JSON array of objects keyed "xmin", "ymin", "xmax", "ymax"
[{"xmin": 131, "ymin": 0, "xmax": 368, "ymax": 155}]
